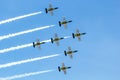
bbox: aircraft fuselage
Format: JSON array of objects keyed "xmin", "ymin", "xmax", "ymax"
[
  {"xmin": 61, "ymin": 67, "xmax": 71, "ymax": 70},
  {"xmin": 53, "ymin": 37, "xmax": 64, "ymax": 41},
  {"xmin": 48, "ymin": 7, "xmax": 58, "ymax": 11}
]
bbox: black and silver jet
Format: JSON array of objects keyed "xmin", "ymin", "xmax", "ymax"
[
  {"xmin": 58, "ymin": 63, "xmax": 71, "ymax": 74},
  {"xmin": 72, "ymin": 29, "xmax": 86, "ymax": 41},
  {"xmin": 33, "ymin": 39, "xmax": 45, "ymax": 49},
  {"xmin": 59, "ymin": 17, "xmax": 72, "ymax": 29},
  {"xmin": 64, "ymin": 47, "xmax": 78, "ymax": 59},
  {"xmin": 51, "ymin": 33, "xmax": 64, "ymax": 46},
  {"xmin": 45, "ymin": 4, "xmax": 58, "ymax": 16}
]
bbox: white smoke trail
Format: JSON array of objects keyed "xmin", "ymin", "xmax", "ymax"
[
  {"xmin": 64, "ymin": 36, "xmax": 71, "ymax": 39},
  {"xmin": 0, "ymin": 36, "xmax": 71, "ymax": 54},
  {"xmin": 0, "ymin": 25, "xmax": 54, "ymax": 41},
  {"xmin": 0, "ymin": 43, "xmax": 32, "ymax": 53},
  {"xmin": 0, "ymin": 70, "xmax": 53, "ymax": 80},
  {"xmin": 0, "ymin": 11, "xmax": 42, "ymax": 25},
  {"xmin": 0, "ymin": 54, "xmax": 60, "ymax": 69},
  {"xmin": 0, "ymin": 39, "xmax": 52, "ymax": 54}
]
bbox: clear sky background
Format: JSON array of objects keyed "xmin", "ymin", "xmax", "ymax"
[{"xmin": 0, "ymin": 0, "xmax": 120, "ymax": 80}]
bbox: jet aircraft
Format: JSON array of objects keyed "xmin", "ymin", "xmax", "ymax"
[
  {"xmin": 72, "ymin": 29, "xmax": 86, "ymax": 41},
  {"xmin": 64, "ymin": 47, "xmax": 78, "ymax": 59},
  {"xmin": 33, "ymin": 39, "xmax": 45, "ymax": 49},
  {"xmin": 58, "ymin": 63, "xmax": 71, "ymax": 74},
  {"xmin": 59, "ymin": 17, "xmax": 72, "ymax": 29},
  {"xmin": 45, "ymin": 4, "xmax": 58, "ymax": 16},
  {"xmin": 51, "ymin": 33, "xmax": 64, "ymax": 46}
]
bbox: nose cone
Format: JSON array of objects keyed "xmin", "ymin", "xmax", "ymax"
[
  {"xmin": 74, "ymin": 50, "xmax": 78, "ymax": 53},
  {"xmin": 68, "ymin": 20, "xmax": 72, "ymax": 23},
  {"xmin": 60, "ymin": 37, "xmax": 64, "ymax": 39},
  {"xmin": 55, "ymin": 7, "xmax": 58, "ymax": 9},
  {"xmin": 82, "ymin": 33, "xmax": 86, "ymax": 35},
  {"xmin": 68, "ymin": 67, "xmax": 71, "ymax": 69}
]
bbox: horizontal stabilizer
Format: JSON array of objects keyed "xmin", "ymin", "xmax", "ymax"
[
  {"xmin": 45, "ymin": 8, "xmax": 48, "ymax": 14},
  {"xmin": 72, "ymin": 33, "xmax": 75, "ymax": 38},
  {"xmin": 33, "ymin": 42, "xmax": 35, "ymax": 48},
  {"xmin": 64, "ymin": 51, "xmax": 67, "ymax": 56},
  {"xmin": 59, "ymin": 21, "xmax": 61, "ymax": 27},
  {"xmin": 51, "ymin": 38, "xmax": 53, "ymax": 43},
  {"xmin": 58, "ymin": 66, "xmax": 61, "ymax": 72}
]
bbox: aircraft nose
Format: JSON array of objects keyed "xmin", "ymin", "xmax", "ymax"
[
  {"xmin": 55, "ymin": 7, "xmax": 58, "ymax": 9},
  {"xmin": 68, "ymin": 20, "xmax": 72, "ymax": 23},
  {"xmin": 68, "ymin": 67, "xmax": 71, "ymax": 69}
]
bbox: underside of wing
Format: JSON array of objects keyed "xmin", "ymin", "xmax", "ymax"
[
  {"xmin": 68, "ymin": 46, "xmax": 71, "ymax": 51},
  {"xmin": 62, "ymin": 63, "xmax": 65, "ymax": 67},
  {"xmin": 63, "ymin": 24, "xmax": 67, "ymax": 29},
  {"xmin": 50, "ymin": 11, "xmax": 53, "ymax": 16},
  {"xmin": 54, "ymin": 33, "xmax": 58, "ymax": 38},
  {"xmin": 63, "ymin": 70, "xmax": 67, "ymax": 74},
  {"xmin": 76, "ymin": 29, "xmax": 80, "ymax": 34},
  {"xmin": 69, "ymin": 54, "xmax": 73, "ymax": 59},
  {"xmin": 78, "ymin": 36, "xmax": 81, "ymax": 41},
  {"xmin": 37, "ymin": 45, "xmax": 41, "ymax": 49},
  {"xmin": 63, "ymin": 17, "xmax": 66, "ymax": 21},
  {"xmin": 49, "ymin": 4, "xmax": 52, "ymax": 8},
  {"xmin": 36, "ymin": 39, "xmax": 40, "ymax": 43},
  {"xmin": 56, "ymin": 41, "xmax": 59, "ymax": 46}
]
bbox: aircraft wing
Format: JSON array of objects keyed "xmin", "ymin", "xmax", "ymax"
[
  {"xmin": 63, "ymin": 24, "xmax": 67, "ymax": 29},
  {"xmin": 77, "ymin": 36, "xmax": 81, "ymax": 41},
  {"xmin": 62, "ymin": 63, "xmax": 65, "ymax": 67},
  {"xmin": 56, "ymin": 41, "xmax": 59, "ymax": 46},
  {"xmin": 49, "ymin": 4, "xmax": 52, "ymax": 8},
  {"xmin": 76, "ymin": 29, "xmax": 80, "ymax": 34},
  {"xmin": 63, "ymin": 17, "xmax": 66, "ymax": 21},
  {"xmin": 37, "ymin": 45, "xmax": 41, "ymax": 49},
  {"xmin": 54, "ymin": 33, "xmax": 58, "ymax": 38},
  {"xmin": 63, "ymin": 70, "xmax": 67, "ymax": 74},
  {"xmin": 68, "ymin": 46, "xmax": 71, "ymax": 51},
  {"xmin": 36, "ymin": 39, "xmax": 40, "ymax": 43},
  {"xmin": 69, "ymin": 54, "xmax": 73, "ymax": 59},
  {"xmin": 50, "ymin": 11, "xmax": 53, "ymax": 16}
]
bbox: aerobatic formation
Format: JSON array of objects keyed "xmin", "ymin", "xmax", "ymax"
[
  {"xmin": 0, "ymin": 3, "xmax": 86, "ymax": 79},
  {"xmin": 36, "ymin": 4, "xmax": 86, "ymax": 74}
]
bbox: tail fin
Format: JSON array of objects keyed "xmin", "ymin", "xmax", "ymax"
[
  {"xmin": 72, "ymin": 33, "xmax": 75, "ymax": 38},
  {"xmin": 51, "ymin": 38, "xmax": 53, "ymax": 43},
  {"xmin": 64, "ymin": 51, "xmax": 67, "ymax": 56},
  {"xmin": 33, "ymin": 42, "xmax": 35, "ymax": 48},
  {"xmin": 59, "ymin": 21, "xmax": 61, "ymax": 27},
  {"xmin": 45, "ymin": 8, "xmax": 48, "ymax": 14},
  {"xmin": 58, "ymin": 66, "xmax": 61, "ymax": 72}
]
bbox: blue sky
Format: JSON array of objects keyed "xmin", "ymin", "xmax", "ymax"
[{"xmin": 0, "ymin": 0, "xmax": 120, "ymax": 80}]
